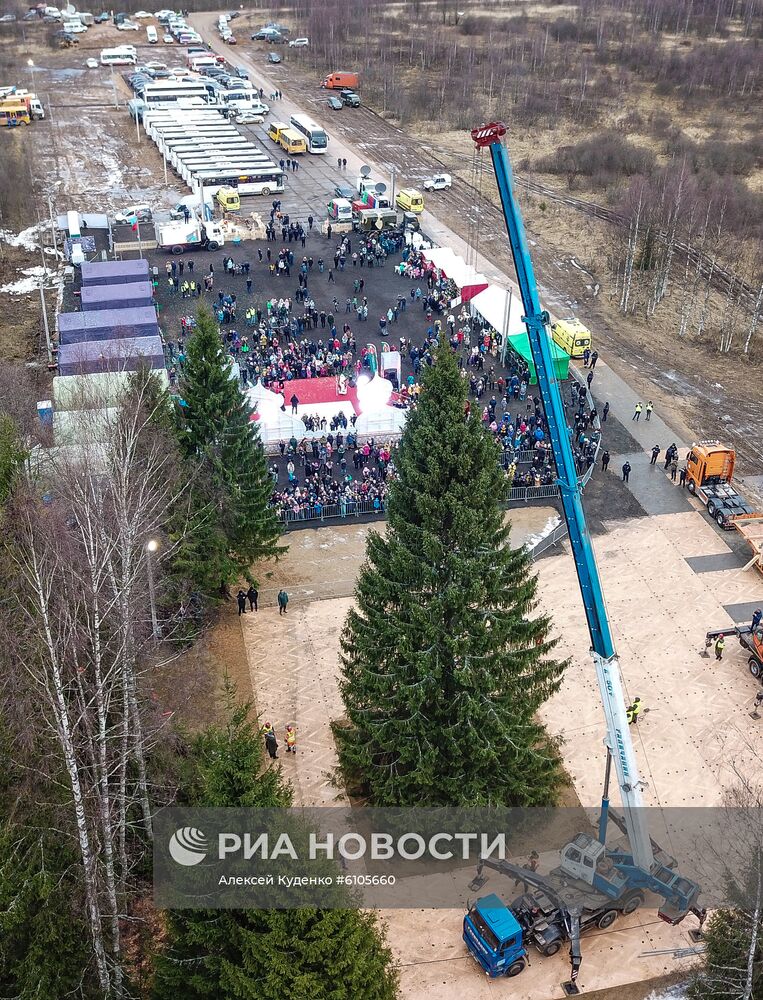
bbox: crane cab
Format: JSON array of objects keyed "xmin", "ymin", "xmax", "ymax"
[
  {"xmin": 560, "ymin": 834, "xmax": 605, "ymax": 884},
  {"xmin": 463, "ymin": 894, "xmax": 527, "ymax": 978}
]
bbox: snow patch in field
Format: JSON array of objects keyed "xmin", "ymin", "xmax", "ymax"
[
  {"xmin": 0, "ymin": 223, "xmax": 44, "ymax": 251},
  {"xmin": 0, "ymin": 265, "xmax": 57, "ymax": 295}
]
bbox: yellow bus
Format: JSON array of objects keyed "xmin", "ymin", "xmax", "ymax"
[
  {"xmin": 266, "ymin": 121, "xmax": 288, "ymax": 144},
  {"xmin": 550, "ymin": 318, "xmax": 592, "ymax": 358},
  {"xmin": 277, "ymin": 128, "xmax": 307, "ymax": 155},
  {"xmin": 0, "ymin": 102, "xmax": 31, "ymax": 126}
]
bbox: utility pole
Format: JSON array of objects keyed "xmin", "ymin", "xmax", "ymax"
[
  {"xmin": 47, "ymin": 194, "xmax": 57, "ymax": 259},
  {"xmin": 391, "ymin": 164, "xmax": 396, "ymax": 206},
  {"xmin": 39, "ymin": 281, "xmax": 52, "ymax": 364}
]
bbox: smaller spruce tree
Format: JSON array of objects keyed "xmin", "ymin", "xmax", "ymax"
[
  {"xmin": 177, "ymin": 306, "xmax": 283, "ymax": 575},
  {"xmin": 154, "ymin": 686, "xmax": 399, "ymax": 1000}
]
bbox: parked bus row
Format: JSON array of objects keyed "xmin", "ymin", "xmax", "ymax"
[{"xmin": 142, "ymin": 108, "xmax": 285, "ymax": 197}]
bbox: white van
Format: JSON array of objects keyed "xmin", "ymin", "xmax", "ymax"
[{"xmin": 146, "ymin": 24, "xmax": 157, "ymax": 43}]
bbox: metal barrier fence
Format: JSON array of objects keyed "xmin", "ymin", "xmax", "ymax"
[{"xmin": 278, "ymin": 498, "xmax": 384, "ymax": 525}]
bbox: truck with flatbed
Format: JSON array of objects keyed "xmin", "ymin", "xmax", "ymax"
[{"xmin": 685, "ymin": 441, "xmax": 762, "ymax": 529}]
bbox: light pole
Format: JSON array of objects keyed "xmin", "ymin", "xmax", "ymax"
[
  {"xmin": 27, "ymin": 58, "xmax": 35, "ymax": 95},
  {"xmin": 146, "ymin": 539, "xmax": 160, "ymax": 638}
]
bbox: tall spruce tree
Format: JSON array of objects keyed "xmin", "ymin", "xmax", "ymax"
[
  {"xmin": 177, "ymin": 306, "xmax": 283, "ymax": 575},
  {"xmin": 335, "ymin": 344, "xmax": 565, "ymax": 807},
  {"xmin": 153, "ymin": 688, "xmax": 399, "ymax": 1000}
]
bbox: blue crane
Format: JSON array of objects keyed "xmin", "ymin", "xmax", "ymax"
[{"xmin": 462, "ymin": 122, "xmax": 703, "ymax": 987}]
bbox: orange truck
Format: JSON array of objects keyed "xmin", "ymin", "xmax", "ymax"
[
  {"xmin": 321, "ymin": 71, "xmax": 359, "ymax": 90},
  {"xmin": 685, "ymin": 441, "xmax": 760, "ymax": 530}
]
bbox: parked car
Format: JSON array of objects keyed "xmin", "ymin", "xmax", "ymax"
[
  {"xmin": 288, "ymin": 36, "xmax": 308, "ymax": 46},
  {"xmin": 267, "ymin": 51, "xmax": 281, "ymax": 63},
  {"xmin": 327, "ymin": 96, "xmax": 343, "ymax": 110},
  {"xmin": 85, "ymin": 57, "xmax": 99, "ymax": 68},
  {"xmin": 235, "ymin": 111, "xmax": 265, "ymax": 125},
  {"xmin": 162, "ymin": 32, "xmax": 172, "ymax": 41},
  {"xmin": 114, "ymin": 203, "xmax": 152, "ymax": 224},
  {"xmin": 422, "ymin": 172, "xmax": 452, "ymax": 191},
  {"xmin": 225, "ymin": 34, "xmax": 236, "ymax": 43},
  {"xmin": 334, "ymin": 184, "xmax": 354, "ymax": 199},
  {"xmin": 340, "ymin": 89, "xmax": 360, "ymax": 107},
  {"xmin": 23, "ymin": 11, "xmax": 39, "ymax": 20},
  {"xmin": 226, "ymin": 10, "xmax": 239, "ymax": 18},
  {"xmin": 232, "ymin": 66, "xmax": 248, "ymax": 79},
  {"xmin": 64, "ymin": 21, "xmax": 87, "ymax": 31},
  {"xmin": 0, "ymin": 13, "xmax": 17, "ymax": 21},
  {"xmin": 117, "ymin": 19, "xmax": 139, "ymax": 29},
  {"xmin": 94, "ymin": 10, "xmax": 110, "ymax": 20},
  {"xmin": 132, "ymin": 9, "xmax": 152, "ymax": 17}
]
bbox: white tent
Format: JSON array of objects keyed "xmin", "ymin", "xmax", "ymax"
[{"xmin": 470, "ymin": 284, "xmax": 524, "ymax": 336}]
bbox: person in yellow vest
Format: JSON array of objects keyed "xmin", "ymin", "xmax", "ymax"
[
  {"xmin": 632, "ymin": 402, "xmax": 643, "ymax": 422},
  {"xmin": 715, "ymin": 635, "xmax": 726, "ymax": 661},
  {"xmin": 627, "ymin": 698, "xmax": 642, "ymax": 725},
  {"xmin": 285, "ymin": 724, "xmax": 297, "ymax": 754},
  {"xmin": 263, "ymin": 722, "xmax": 279, "ymax": 759}
]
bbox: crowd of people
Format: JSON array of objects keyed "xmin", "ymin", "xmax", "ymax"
[
  {"xmin": 160, "ymin": 231, "xmax": 607, "ymax": 519},
  {"xmin": 269, "ymin": 436, "xmax": 396, "ymax": 521}
]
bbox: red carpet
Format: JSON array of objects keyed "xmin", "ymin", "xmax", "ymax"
[{"xmin": 283, "ymin": 376, "xmax": 360, "ymax": 412}]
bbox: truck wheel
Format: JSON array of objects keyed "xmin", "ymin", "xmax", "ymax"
[
  {"xmin": 687, "ymin": 481, "xmax": 696, "ymax": 495},
  {"xmin": 716, "ymin": 512, "xmax": 726, "ymax": 527},
  {"xmin": 597, "ymin": 910, "xmax": 618, "ymax": 929},
  {"xmin": 621, "ymin": 892, "xmax": 644, "ymax": 915},
  {"xmin": 207, "ymin": 241, "xmax": 219, "ymax": 250},
  {"xmin": 749, "ymin": 657, "xmax": 762, "ymax": 679},
  {"xmin": 170, "ymin": 245, "xmax": 184, "ymax": 255},
  {"xmin": 261, "ymin": 187, "xmax": 270, "ymax": 195},
  {"xmin": 542, "ymin": 942, "xmax": 561, "ymax": 957},
  {"xmin": 707, "ymin": 501, "xmax": 716, "ymax": 516},
  {"xmin": 505, "ymin": 959, "xmax": 526, "ymax": 977}
]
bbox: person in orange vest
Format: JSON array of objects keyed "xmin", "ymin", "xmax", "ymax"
[{"xmin": 285, "ymin": 724, "xmax": 297, "ymax": 754}]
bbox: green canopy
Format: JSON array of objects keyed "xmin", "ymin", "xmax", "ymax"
[{"xmin": 507, "ymin": 333, "xmax": 570, "ymax": 383}]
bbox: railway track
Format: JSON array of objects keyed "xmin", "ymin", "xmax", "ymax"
[{"xmin": 296, "ymin": 93, "xmax": 758, "ymax": 307}]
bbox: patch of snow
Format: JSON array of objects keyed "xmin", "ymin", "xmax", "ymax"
[
  {"xmin": 0, "ymin": 223, "xmax": 45, "ymax": 251},
  {"xmin": 0, "ymin": 265, "xmax": 57, "ymax": 295},
  {"xmin": 525, "ymin": 514, "xmax": 562, "ymax": 550},
  {"xmin": 644, "ymin": 983, "xmax": 689, "ymax": 1000}
]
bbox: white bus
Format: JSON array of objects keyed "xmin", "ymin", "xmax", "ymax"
[
  {"xmin": 186, "ymin": 167, "xmax": 285, "ymax": 196},
  {"xmin": 100, "ymin": 47, "xmax": 137, "ymax": 66},
  {"xmin": 289, "ymin": 113, "xmax": 328, "ymax": 154},
  {"xmin": 146, "ymin": 25, "xmax": 157, "ymax": 43},
  {"xmin": 179, "ymin": 159, "xmax": 274, "ymax": 185},
  {"xmin": 142, "ymin": 82, "xmax": 212, "ymax": 105}
]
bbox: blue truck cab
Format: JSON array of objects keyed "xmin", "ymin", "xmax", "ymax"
[{"xmin": 463, "ymin": 893, "xmax": 527, "ymax": 978}]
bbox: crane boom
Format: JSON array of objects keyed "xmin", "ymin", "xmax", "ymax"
[{"xmin": 471, "ymin": 122, "xmax": 654, "ymax": 874}]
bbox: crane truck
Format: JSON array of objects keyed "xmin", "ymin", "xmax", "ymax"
[{"xmin": 462, "ymin": 122, "xmax": 704, "ymax": 991}]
